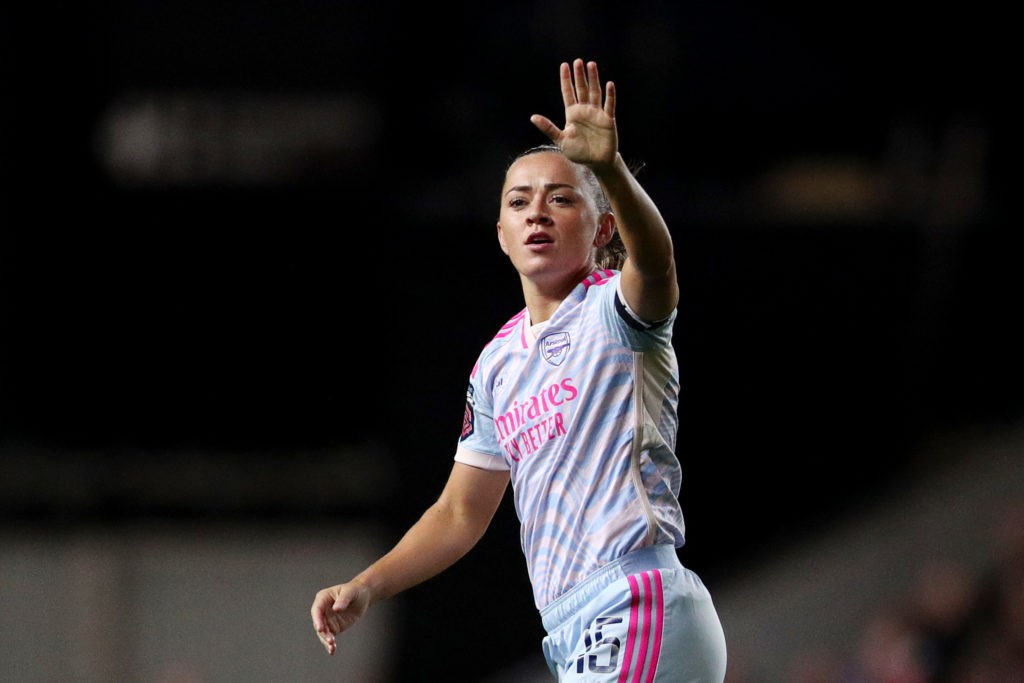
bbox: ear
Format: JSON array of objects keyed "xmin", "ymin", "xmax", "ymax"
[
  {"xmin": 496, "ymin": 221, "xmax": 510, "ymax": 255},
  {"xmin": 593, "ymin": 212, "xmax": 616, "ymax": 248}
]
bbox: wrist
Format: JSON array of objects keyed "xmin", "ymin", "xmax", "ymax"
[
  {"xmin": 591, "ymin": 153, "xmax": 632, "ymax": 187},
  {"xmin": 349, "ymin": 573, "xmax": 381, "ymax": 605}
]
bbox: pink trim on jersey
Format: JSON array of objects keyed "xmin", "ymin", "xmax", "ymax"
[
  {"xmin": 472, "ymin": 309, "xmax": 527, "ymax": 378},
  {"xmin": 619, "ymin": 570, "xmax": 664, "ymax": 683},
  {"xmin": 476, "ymin": 273, "xmax": 613, "ymax": 366},
  {"xmin": 495, "ymin": 309, "xmax": 526, "ymax": 340},
  {"xmin": 583, "ymin": 268, "xmax": 615, "ymax": 289}
]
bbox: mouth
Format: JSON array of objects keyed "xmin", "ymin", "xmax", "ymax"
[{"xmin": 526, "ymin": 232, "xmax": 553, "ymax": 245}]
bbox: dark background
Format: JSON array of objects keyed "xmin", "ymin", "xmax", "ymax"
[{"xmin": 2, "ymin": 2, "xmax": 1018, "ymax": 680}]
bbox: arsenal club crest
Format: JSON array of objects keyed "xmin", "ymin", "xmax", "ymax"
[{"xmin": 540, "ymin": 332, "xmax": 570, "ymax": 366}]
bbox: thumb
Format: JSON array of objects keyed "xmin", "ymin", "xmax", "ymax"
[
  {"xmin": 530, "ymin": 114, "xmax": 561, "ymax": 142},
  {"xmin": 332, "ymin": 584, "xmax": 356, "ymax": 612}
]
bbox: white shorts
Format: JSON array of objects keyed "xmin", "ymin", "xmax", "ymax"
[{"xmin": 540, "ymin": 545, "xmax": 727, "ymax": 682}]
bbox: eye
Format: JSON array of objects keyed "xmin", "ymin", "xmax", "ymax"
[
  {"xmin": 508, "ymin": 197, "xmax": 528, "ymax": 209},
  {"xmin": 550, "ymin": 194, "xmax": 573, "ymax": 206}
]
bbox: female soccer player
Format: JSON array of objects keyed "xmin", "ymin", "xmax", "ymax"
[{"xmin": 311, "ymin": 58, "xmax": 727, "ymax": 682}]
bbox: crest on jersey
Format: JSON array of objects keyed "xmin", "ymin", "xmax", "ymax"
[{"xmin": 540, "ymin": 332, "xmax": 571, "ymax": 366}]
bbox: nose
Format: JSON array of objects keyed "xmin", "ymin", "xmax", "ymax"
[{"xmin": 527, "ymin": 199, "xmax": 552, "ymax": 225}]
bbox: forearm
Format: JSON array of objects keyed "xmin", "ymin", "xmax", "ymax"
[
  {"xmin": 594, "ymin": 154, "xmax": 675, "ymax": 276},
  {"xmin": 311, "ymin": 464, "xmax": 507, "ymax": 654},
  {"xmin": 350, "ymin": 494, "xmax": 493, "ymax": 604},
  {"xmin": 594, "ymin": 154, "xmax": 678, "ymax": 320}
]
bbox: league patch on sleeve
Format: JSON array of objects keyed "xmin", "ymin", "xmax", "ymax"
[
  {"xmin": 460, "ymin": 402, "xmax": 475, "ymax": 440},
  {"xmin": 460, "ymin": 384, "xmax": 475, "ymax": 441}
]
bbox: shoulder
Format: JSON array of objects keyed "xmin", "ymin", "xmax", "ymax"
[
  {"xmin": 581, "ymin": 268, "xmax": 619, "ymax": 294},
  {"xmin": 584, "ymin": 269, "xmax": 677, "ymax": 349},
  {"xmin": 485, "ymin": 307, "xmax": 528, "ymax": 349},
  {"xmin": 470, "ymin": 308, "xmax": 528, "ymax": 380}
]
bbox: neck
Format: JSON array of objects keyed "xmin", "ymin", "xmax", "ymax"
[{"xmin": 520, "ymin": 266, "xmax": 593, "ymax": 324}]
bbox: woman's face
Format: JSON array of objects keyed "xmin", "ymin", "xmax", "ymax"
[{"xmin": 497, "ymin": 152, "xmax": 610, "ymax": 284}]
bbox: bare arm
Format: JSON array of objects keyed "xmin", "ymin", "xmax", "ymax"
[
  {"xmin": 531, "ymin": 58, "xmax": 678, "ymax": 323},
  {"xmin": 311, "ymin": 462, "xmax": 510, "ymax": 654},
  {"xmin": 595, "ymin": 154, "xmax": 679, "ymax": 324}
]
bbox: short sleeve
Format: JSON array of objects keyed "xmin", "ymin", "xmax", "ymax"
[{"xmin": 454, "ymin": 445, "xmax": 510, "ymax": 471}]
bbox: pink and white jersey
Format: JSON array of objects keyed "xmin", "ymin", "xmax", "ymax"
[{"xmin": 456, "ymin": 269, "xmax": 686, "ymax": 610}]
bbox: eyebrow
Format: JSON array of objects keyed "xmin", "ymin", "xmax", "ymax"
[{"xmin": 504, "ymin": 182, "xmax": 577, "ymax": 197}]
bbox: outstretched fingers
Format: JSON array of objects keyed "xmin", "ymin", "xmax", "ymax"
[
  {"xmin": 563, "ymin": 59, "xmax": 613, "ymax": 112},
  {"xmin": 559, "ymin": 61, "xmax": 575, "ymax": 108},
  {"xmin": 562, "ymin": 59, "xmax": 601, "ymax": 107},
  {"xmin": 535, "ymin": 59, "xmax": 616, "ymax": 145},
  {"xmin": 585, "ymin": 61, "xmax": 603, "ymax": 105},
  {"xmin": 604, "ymin": 79, "xmax": 616, "ymax": 118},
  {"xmin": 573, "ymin": 59, "xmax": 590, "ymax": 103}
]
